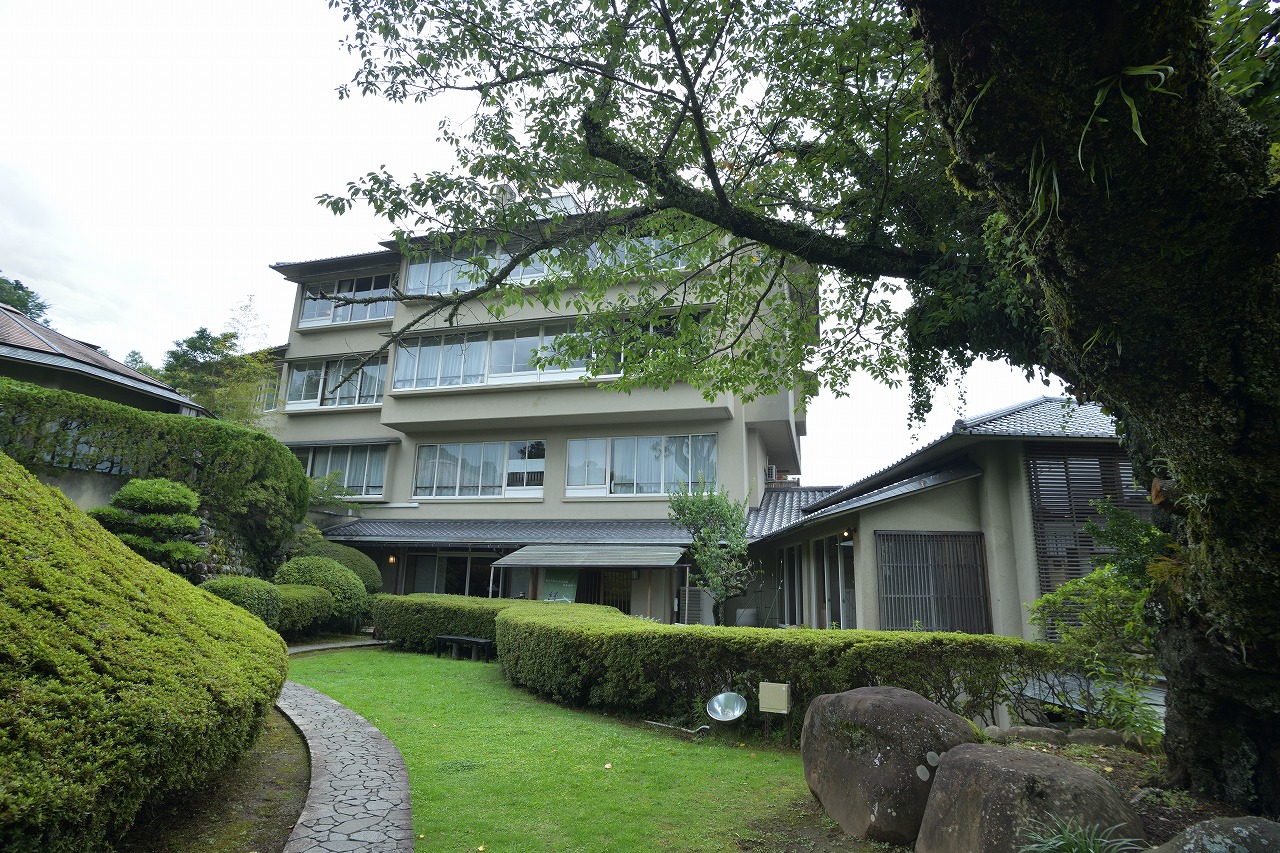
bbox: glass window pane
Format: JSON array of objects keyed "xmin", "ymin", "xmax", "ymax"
[
  {"xmin": 434, "ymin": 444, "xmax": 460, "ymax": 495},
  {"xmin": 567, "ymin": 439, "xmax": 587, "ymax": 487},
  {"xmin": 428, "ymin": 255, "xmax": 452, "ymax": 294},
  {"xmin": 458, "ymin": 443, "xmax": 483, "ymax": 496},
  {"xmin": 417, "ymin": 336, "xmax": 442, "ymax": 387},
  {"xmin": 393, "ymin": 341, "xmax": 419, "ymax": 389},
  {"xmin": 665, "ymin": 435, "xmax": 691, "ymax": 492},
  {"xmin": 462, "ymin": 333, "xmax": 488, "ymax": 384},
  {"xmin": 438, "ymin": 335, "xmax": 465, "ymax": 385},
  {"xmin": 348, "ymin": 277, "xmax": 371, "ymax": 322},
  {"xmin": 300, "ymin": 283, "xmax": 334, "ymax": 323},
  {"xmin": 586, "ymin": 438, "xmax": 607, "ymax": 486},
  {"xmin": 481, "ymin": 442, "xmax": 505, "ymax": 495},
  {"xmin": 345, "ymin": 446, "xmax": 369, "ymax": 489},
  {"xmin": 358, "ymin": 358, "xmax": 385, "ymax": 404},
  {"xmin": 365, "ymin": 446, "xmax": 387, "ymax": 496},
  {"xmin": 636, "ymin": 436, "xmax": 664, "ymax": 493},
  {"xmin": 287, "ymin": 362, "xmax": 322, "ymax": 402},
  {"xmin": 609, "ymin": 437, "xmax": 636, "ymax": 495},
  {"xmin": 490, "ymin": 330, "xmax": 516, "ymax": 375},
  {"xmin": 415, "ymin": 445, "xmax": 439, "ymax": 496},
  {"xmin": 406, "ymin": 262, "xmax": 429, "ymax": 295},
  {"xmin": 690, "ymin": 434, "xmax": 718, "ymax": 486},
  {"xmin": 332, "ymin": 280, "xmax": 354, "ymax": 323},
  {"xmin": 524, "ymin": 439, "xmax": 545, "ymax": 486},
  {"xmin": 513, "ymin": 327, "xmax": 541, "ymax": 373}
]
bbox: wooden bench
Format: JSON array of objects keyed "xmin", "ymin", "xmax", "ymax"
[{"xmin": 435, "ymin": 634, "xmax": 495, "ymax": 662}]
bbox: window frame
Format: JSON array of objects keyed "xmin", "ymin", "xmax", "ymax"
[
  {"xmin": 297, "ymin": 273, "xmax": 397, "ymax": 328},
  {"xmin": 413, "ymin": 439, "xmax": 548, "ymax": 499},
  {"xmin": 294, "ymin": 444, "xmax": 389, "ymax": 498},
  {"xmin": 285, "ymin": 355, "xmax": 387, "ymax": 410},
  {"xmin": 565, "ymin": 432, "xmax": 717, "ymax": 497}
]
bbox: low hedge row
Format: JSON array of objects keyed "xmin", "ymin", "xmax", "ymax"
[
  {"xmin": 276, "ymin": 584, "xmax": 336, "ymax": 637},
  {"xmin": 0, "ymin": 452, "xmax": 288, "ymax": 852},
  {"xmin": 370, "ymin": 594, "xmax": 532, "ymax": 650},
  {"xmin": 198, "ymin": 576, "xmax": 282, "ymax": 629},
  {"xmin": 494, "ymin": 603, "xmax": 1067, "ymax": 724},
  {"xmin": 370, "ymin": 593, "xmax": 1067, "ymax": 725}
]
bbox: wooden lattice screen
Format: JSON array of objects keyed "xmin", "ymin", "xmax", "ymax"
[
  {"xmin": 1024, "ymin": 442, "xmax": 1148, "ymax": 597},
  {"xmin": 876, "ymin": 531, "xmax": 992, "ymax": 633}
]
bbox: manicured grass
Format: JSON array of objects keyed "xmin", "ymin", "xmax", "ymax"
[{"xmin": 288, "ymin": 648, "xmax": 817, "ymax": 852}]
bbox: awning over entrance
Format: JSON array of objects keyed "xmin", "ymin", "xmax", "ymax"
[{"xmin": 493, "ymin": 544, "xmax": 687, "ymax": 570}]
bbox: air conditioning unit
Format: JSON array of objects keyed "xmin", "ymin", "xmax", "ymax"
[{"xmin": 765, "ymin": 464, "xmax": 779, "ymax": 481}]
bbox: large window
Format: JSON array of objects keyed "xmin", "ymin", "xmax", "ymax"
[
  {"xmin": 393, "ymin": 322, "xmax": 587, "ymax": 390},
  {"xmin": 876, "ymin": 531, "xmax": 991, "ymax": 634},
  {"xmin": 294, "ymin": 444, "xmax": 388, "ymax": 497},
  {"xmin": 413, "ymin": 439, "xmax": 546, "ymax": 498},
  {"xmin": 285, "ymin": 356, "xmax": 387, "ymax": 408},
  {"xmin": 299, "ymin": 274, "xmax": 396, "ymax": 326},
  {"xmin": 566, "ymin": 433, "xmax": 716, "ymax": 496}
]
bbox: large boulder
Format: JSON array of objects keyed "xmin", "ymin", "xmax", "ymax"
[
  {"xmin": 915, "ymin": 743, "xmax": 1144, "ymax": 853},
  {"xmin": 801, "ymin": 686, "xmax": 980, "ymax": 844},
  {"xmin": 1148, "ymin": 817, "xmax": 1280, "ymax": 852}
]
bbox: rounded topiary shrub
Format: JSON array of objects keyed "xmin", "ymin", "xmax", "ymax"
[
  {"xmin": 199, "ymin": 576, "xmax": 283, "ymax": 629},
  {"xmin": 300, "ymin": 541, "xmax": 383, "ymax": 594},
  {"xmin": 276, "ymin": 584, "xmax": 336, "ymax": 638},
  {"xmin": 0, "ymin": 452, "xmax": 287, "ymax": 853},
  {"xmin": 108, "ymin": 477, "xmax": 201, "ymax": 515},
  {"xmin": 273, "ymin": 556, "xmax": 367, "ymax": 622}
]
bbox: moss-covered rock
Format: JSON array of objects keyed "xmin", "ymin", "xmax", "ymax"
[{"xmin": 0, "ymin": 452, "xmax": 288, "ymax": 852}]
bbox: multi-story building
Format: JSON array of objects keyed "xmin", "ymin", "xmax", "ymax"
[{"xmin": 267, "ymin": 228, "xmax": 806, "ymax": 623}]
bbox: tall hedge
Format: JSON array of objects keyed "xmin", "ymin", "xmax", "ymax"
[
  {"xmin": 0, "ymin": 378, "xmax": 308, "ymax": 568},
  {"xmin": 0, "ymin": 452, "xmax": 288, "ymax": 852},
  {"xmin": 276, "ymin": 584, "xmax": 336, "ymax": 638},
  {"xmin": 301, "ymin": 541, "xmax": 383, "ymax": 594}
]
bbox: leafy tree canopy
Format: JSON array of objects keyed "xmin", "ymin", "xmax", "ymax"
[
  {"xmin": 0, "ymin": 271, "xmax": 52, "ymax": 325},
  {"xmin": 668, "ymin": 479, "xmax": 753, "ymax": 626},
  {"xmin": 324, "ymin": 0, "xmax": 1280, "ymax": 811}
]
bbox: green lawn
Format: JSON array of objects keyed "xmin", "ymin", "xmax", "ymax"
[{"xmin": 287, "ymin": 648, "xmax": 815, "ymax": 852}]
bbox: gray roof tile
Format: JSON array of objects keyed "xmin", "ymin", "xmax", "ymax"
[
  {"xmin": 746, "ymin": 486, "xmax": 842, "ymax": 538},
  {"xmin": 323, "ymin": 518, "xmax": 690, "ymax": 547}
]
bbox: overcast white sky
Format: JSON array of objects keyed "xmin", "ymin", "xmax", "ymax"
[{"xmin": 0, "ymin": 0, "xmax": 1064, "ymax": 486}]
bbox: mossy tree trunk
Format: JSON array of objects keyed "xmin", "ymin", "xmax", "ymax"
[{"xmin": 904, "ymin": 0, "xmax": 1280, "ymax": 813}]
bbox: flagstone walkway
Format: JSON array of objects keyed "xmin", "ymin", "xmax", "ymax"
[{"xmin": 278, "ymin": 640, "xmax": 415, "ymax": 852}]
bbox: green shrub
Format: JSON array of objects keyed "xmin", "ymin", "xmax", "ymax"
[
  {"xmin": 301, "ymin": 541, "xmax": 383, "ymax": 594},
  {"xmin": 371, "ymin": 593, "xmax": 532, "ymax": 650},
  {"xmin": 89, "ymin": 477, "xmax": 209, "ymax": 570},
  {"xmin": 276, "ymin": 584, "xmax": 336, "ymax": 637},
  {"xmin": 492, "ymin": 602, "xmax": 1067, "ymax": 725},
  {"xmin": 0, "ymin": 378, "xmax": 309, "ymax": 569},
  {"xmin": 273, "ymin": 557, "xmax": 367, "ymax": 623},
  {"xmin": 0, "ymin": 452, "xmax": 287, "ymax": 853},
  {"xmin": 108, "ymin": 478, "xmax": 200, "ymax": 515},
  {"xmin": 199, "ymin": 576, "xmax": 283, "ymax": 629}
]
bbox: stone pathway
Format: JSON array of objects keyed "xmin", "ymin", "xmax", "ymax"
[{"xmin": 278, "ymin": 641, "xmax": 415, "ymax": 852}]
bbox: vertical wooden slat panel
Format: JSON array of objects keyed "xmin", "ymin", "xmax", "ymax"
[
  {"xmin": 1025, "ymin": 443, "xmax": 1149, "ymax": 597},
  {"xmin": 876, "ymin": 531, "xmax": 991, "ymax": 633}
]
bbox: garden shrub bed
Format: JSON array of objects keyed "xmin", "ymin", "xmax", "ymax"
[
  {"xmin": 199, "ymin": 576, "xmax": 283, "ymax": 629},
  {"xmin": 276, "ymin": 584, "xmax": 336, "ymax": 638},
  {"xmin": 0, "ymin": 378, "xmax": 308, "ymax": 569},
  {"xmin": 0, "ymin": 452, "xmax": 288, "ymax": 852},
  {"xmin": 494, "ymin": 603, "xmax": 1067, "ymax": 724}
]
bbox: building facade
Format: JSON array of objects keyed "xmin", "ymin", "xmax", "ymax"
[
  {"xmin": 267, "ymin": 236, "xmax": 805, "ymax": 622},
  {"xmin": 740, "ymin": 398, "xmax": 1148, "ymax": 639}
]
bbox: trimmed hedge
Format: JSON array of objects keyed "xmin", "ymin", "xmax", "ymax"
[
  {"xmin": 0, "ymin": 378, "xmax": 308, "ymax": 569},
  {"xmin": 301, "ymin": 541, "xmax": 383, "ymax": 594},
  {"xmin": 371, "ymin": 594, "xmax": 532, "ymax": 650},
  {"xmin": 108, "ymin": 478, "xmax": 200, "ymax": 515},
  {"xmin": 0, "ymin": 452, "xmax": 288, "ymax": 852},
  {"xmin": 273, "ymin": 557, "xmax": 367, "ymax": 622},
  {"xmin": 491, "ymin": 602, "xmax": 1066, "ymax": 725},
  {"xmin": 199, "ymin": 576, "xmax": 283, "ymax": 629},
  {"xmin": 276, "ymin": 584, "xmax": 336, "ymax": 638}
]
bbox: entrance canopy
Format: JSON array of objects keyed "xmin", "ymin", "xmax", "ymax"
[{"xmin": 493, "ymin": 544, "xmax": 687, "ymax": 570}]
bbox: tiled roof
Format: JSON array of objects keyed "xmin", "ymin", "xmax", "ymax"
[
  {"xmin": 323, "ymin": 518, "xmax": 690, "ymax": 547},
  {"xmin": 746, "ymin": 486, "xmax": 842, "ymax": 538},
  {"xmin": 0, "ymin": 304, "xmax": 204, "ymax": 412},
  {"xmin": 957, "ymin": 396, "xmax": 1115, "ymax": 438},
  {"xmin": 801, "ymin": 397, "xmax": 1116, "ymax": 515}
]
